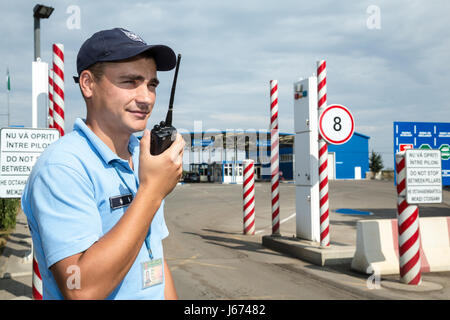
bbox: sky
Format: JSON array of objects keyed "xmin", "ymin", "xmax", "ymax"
[{"xmin": 1, "ymin": 0, "xmax": 449, "ymax": 169}]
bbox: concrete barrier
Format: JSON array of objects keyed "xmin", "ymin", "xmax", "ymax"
[{"xmin": 351, "ymin": 217, "xmax": 450, "ymax": 275}]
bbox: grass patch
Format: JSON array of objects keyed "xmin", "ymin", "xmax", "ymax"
[{"xmin": 0, "ymin": 228, "xmax": 13, "ymax": 256}]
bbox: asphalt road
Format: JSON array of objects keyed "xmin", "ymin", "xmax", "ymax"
[
  {"xmin": 163, "ymin": 180, "xmax": 450, "ymax": 300},
  {"xmin": 1, "ymin": 180, "xmax": 448, "ymax": 300},
  {"xmin": 164, "ymin": 182, "xmax": 354, "ymax": 300}
]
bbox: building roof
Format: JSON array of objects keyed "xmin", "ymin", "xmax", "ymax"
[{"xmin": 179, "ymin": 130, "xmax": 369, "ymax": 146}]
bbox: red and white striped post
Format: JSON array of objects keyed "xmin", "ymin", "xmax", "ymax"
[
  {"xmin": 52, "ymin": 43, "xmax": 65, "ymax": 136},
  {"xmin": 270, "ymin": 80, "xmax": 280, "ymax": 236},
  {"xmin": 48, "ymin": 68, "xmax": 54, "ymax": 128},
  {"xmin": 243, "ymin": 159, "xmax": 256, "ymax": 235},
  {"xmin": 396, "ymin": 151, "xmax": 422, "ymax": 285},
  {"xmin": 317, "ymin": 60, "xmax": 330, "ymax": 247},
  {"xmin": 32, "ymin": 255, "xmax": 43, "ymax": 300}
]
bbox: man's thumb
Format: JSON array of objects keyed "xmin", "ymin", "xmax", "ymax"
[{"xmin": 140, "ymin": 129, "xmax": 151, "ymax": 155}]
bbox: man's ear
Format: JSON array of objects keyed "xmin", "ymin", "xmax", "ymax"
[{"xmin": 79, "ymin": 70, "xmax": 95, "ymax": 99}]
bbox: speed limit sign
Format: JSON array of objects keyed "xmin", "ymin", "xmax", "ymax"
[{"xmin": 319, "ymin": 104, "xmax": 355, "ymax": 145}]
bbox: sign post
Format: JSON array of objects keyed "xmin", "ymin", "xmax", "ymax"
[
  {"xmin": 317, "ymin": 60, "xmax": 330, "ymax": 247},
  {"xmin": 405, "ymin": 149, "xmax": 442, "ymax": 204},
  {"xmin": 293, "ymin": 75, "xmax": 356, "ymax": 245},
  {"xmin": 0, "ymin": 127, "xmax": 59, "ymax": 198},
  {"xmin": 395, "ymin": 149, "xmax": 442, "ymax": 285}
]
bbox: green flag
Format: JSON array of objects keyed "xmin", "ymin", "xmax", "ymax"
[{"xmin": 6, "ymin": 68, "xmax": 10, "ymax": 91}]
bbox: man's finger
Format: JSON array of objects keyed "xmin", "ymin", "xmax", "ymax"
[
  {"xmin": 169, "ymin": 134, "xmax": 184, "ymax": 152},
  {"xmin": 140, "ymin": 129, "xmax": 151, "ymax": 157},
  {"xmin": 168, "ymin": 137, "xmax": 184, "ymax": 162}
]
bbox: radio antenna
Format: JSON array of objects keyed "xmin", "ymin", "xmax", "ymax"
[{"xmin": 165, "ymin": 53, "xmax": 181, "ymax": 126}]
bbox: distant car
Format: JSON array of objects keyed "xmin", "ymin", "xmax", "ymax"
[{"xmin": 183, "ymin": 172, "xmax": 200, "ymax": 183}]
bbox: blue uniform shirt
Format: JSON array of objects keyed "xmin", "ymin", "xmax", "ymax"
[{"xmin": 21, "ymin": 118, "xmax": 169, "ymax": 300}]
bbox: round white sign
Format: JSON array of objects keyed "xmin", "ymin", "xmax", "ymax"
[{"xmin": 319, "ymin": 104, "xmax": 355, "ymax": 145}]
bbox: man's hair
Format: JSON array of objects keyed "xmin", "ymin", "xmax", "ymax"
[{"xmin": 86, "ymin": 62, "xmax": 106, "ymax": 82}]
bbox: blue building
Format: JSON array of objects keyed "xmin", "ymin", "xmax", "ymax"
[
  {"xmin": 328, "ymin": 132, "xmax": 370, "ymax": 179},
  {"xmin": 262, "ymin": 132, "xmax": 370, "ymax": 180}
]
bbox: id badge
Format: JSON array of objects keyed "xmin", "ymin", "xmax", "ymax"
[{"xmin": 141, "ymin": 259, "xmax": 163, "ymax": 289}]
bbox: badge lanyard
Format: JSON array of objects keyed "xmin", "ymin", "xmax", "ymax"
[{"xmin": 111, "ymin": 160, "xmax": 154, "ymax": 260}]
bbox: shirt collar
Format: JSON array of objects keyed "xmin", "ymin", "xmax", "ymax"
[{"xmin": 74, "ymin": 118, "xmax": 140, "ymax": 165}]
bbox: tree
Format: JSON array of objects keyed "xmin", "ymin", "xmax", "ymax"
[{"xmin": 369, "ymin": 151, "xmax": 384, "ymax": 177}]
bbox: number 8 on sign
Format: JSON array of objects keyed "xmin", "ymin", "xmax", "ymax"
[
  {"xmin": 333, "ymin": 117, "xmax": 342, "ymax": 131},
  {"xmin": 319, "ymin": 104, "xmax": 355, "ymax": 145}
]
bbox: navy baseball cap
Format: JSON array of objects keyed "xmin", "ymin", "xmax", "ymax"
[{"xmin": 73, "ymin": 27, "xmax": 176, "ymax": 83}]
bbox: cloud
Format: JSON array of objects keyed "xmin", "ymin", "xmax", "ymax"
[{"xmin": 1, "ymin": 0, "xmax": 449, "ymax": 170}]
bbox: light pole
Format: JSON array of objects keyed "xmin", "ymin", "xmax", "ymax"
[{"xmin": 33, "ymin": 4, "xmax": 54, "ymax": 61}]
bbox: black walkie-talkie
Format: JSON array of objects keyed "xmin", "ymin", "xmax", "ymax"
[{"xmin": 150, "ymin": 53, "xmax": 181, "ymax": 155}]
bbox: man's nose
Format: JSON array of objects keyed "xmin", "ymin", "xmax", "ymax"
[{"xmin": 135, "ymin": 84, "xmax": 154, "ymax": 107}]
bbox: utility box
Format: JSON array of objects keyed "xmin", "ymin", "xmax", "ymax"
[
  {"xmin": 293, "ymin": 76, "xmax": 320, "ymax": 242},
  {"xmin": 294, "ymin": 77, "xmax": 318, "ymax": 134},
  {"xmin": 295, "ymin": 185, "xmax": 320, "ymax": 242},
  {"xmin": 294, "ymin": 77, "xmax": 319, "ymax": 186},
  {"xmin": 295, "ymin": 132, "xmax": 319, "ymax": 185}
]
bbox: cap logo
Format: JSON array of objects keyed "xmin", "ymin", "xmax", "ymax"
[{"xmin": 120, "ymin": 29, "xmax": 146, "ymax": 44}]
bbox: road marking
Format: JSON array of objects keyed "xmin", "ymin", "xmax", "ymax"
[
  {"xmin": 170, "ymin": 255, "xmax": 237, "ymax": 271},
  {"xmin": 341, "ymin": 281, "xmax": 372, "ymax": 288},
  {"xmin": 255, "ymin": 212, "xmax": 296, "ymax": 235},
  {"xmin": 190, "ymin": 261, "xmax": 237, "ymax": 270},
  {"xmin": 170, "ymin": 254, "xmax": 198, "ymax": 271}
]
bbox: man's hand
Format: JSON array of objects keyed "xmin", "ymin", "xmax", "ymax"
[{"xmin": 138, "ymin": 129, "xmax": 185, "ymax": 200}]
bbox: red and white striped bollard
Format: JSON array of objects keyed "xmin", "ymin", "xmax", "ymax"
[
  {"xmin": 317, "ymin": 60, "xmax": 330, "ymax": 247},
  {"xmin": 48, "ymin": 68, "xmax": 54, "ymax": 128},
  {"xmin": 270, "ymin": 80, "xmax": 280, "ymax": 235},
  {"xmin": 32, "ymin": 254, "xmax": 43, "ymax": 300},
  {"xmin": 396, "ymin": 151, "xmax": 422, "ymax": 285},
  {"xmin": 52, "ymin": 43, "xmax": 65, "ymax": 136},
  {"xmin": 243, "ymin": 160, "xmax": 256, "ymax": 235}
]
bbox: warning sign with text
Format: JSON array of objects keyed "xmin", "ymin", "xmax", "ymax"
[
  {"xmin": 0, "ymin": 128, "xmax": 60, "ymax": 198},
  {"xmin": 405, "ymin": 149, "xmax": 442, "ymax": 204}
]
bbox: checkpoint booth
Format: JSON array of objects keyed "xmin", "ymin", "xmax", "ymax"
[
  {"xmin": 181, "ymin": 130, "xmax": 277, "ymax": 184},
  {"xmin": 209, "ymin": 161, "xmax": 243, "ymax": 184}
]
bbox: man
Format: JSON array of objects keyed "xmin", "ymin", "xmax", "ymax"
[{"xmin": 22, "ymin": 28, "xmax": 185, "ymax": 299}]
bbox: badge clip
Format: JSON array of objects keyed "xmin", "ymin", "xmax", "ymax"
[{"xmin": 109, "ymin": 193, "xmax": 133, "ymax": 209}]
